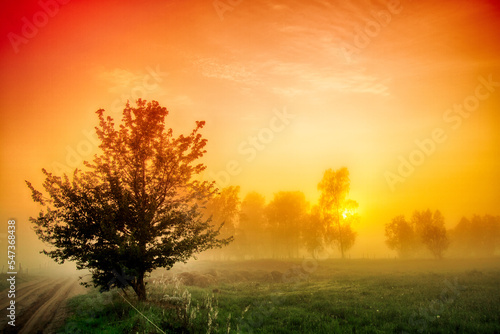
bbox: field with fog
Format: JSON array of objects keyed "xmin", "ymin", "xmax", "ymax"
[
  {"xmin": 60, "ymin": 258, "xmax": 500, "ymax": 333},
  {"xmin": 2, "ymin": 1, "xmax": 499, "ymax": 334}
]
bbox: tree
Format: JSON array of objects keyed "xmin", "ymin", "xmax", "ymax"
[
  {"xmin": 450, "ymin": 216, "xmax": 472, "ymax": 255},
  {"xmin": 318, "ymin": 167, "xmax": 358, "ymax": 258},
  {"xmin": 238, "ymin": 192, "xmax": 268, "ymax": 258},
  {"xmin": 26, "ymin": 100, "xmax": 231, "ymax": 301},
  {"xmin": 450, "ymin": 215, "xmax": 500, "ymax": 257},
  {"xmin": 203, "ymin": 186, "xmax": 240, "ymax": 259},
  {"xmin": 385, "ymin": 215, "xmax": 417, "ymax": 258},
  {"xmin": 412, "ymin": 209, "xmax": 449, "ymax": 259},
  {"xmin": 469, "ymin": 215, "xmax": 499, "ymax": 257},
  {"xmin": 302, "ymin": 205, "xmax": 325, "ymax": 257},
  {"xmin": 266, "ymin": 191, "xmax": 308, "ymax": 258}
]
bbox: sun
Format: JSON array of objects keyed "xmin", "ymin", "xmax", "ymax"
[{"xmin": 342, "ymin": 206, "xmax": 358, "ymax": 220}]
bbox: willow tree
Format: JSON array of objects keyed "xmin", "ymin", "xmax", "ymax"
[
  {"xmin": 318, "ymin": 167, "xmax": 358, "ymax": 259},
  {"xmin": 26, "ymin": 100, "xmax": 230, "ymax": 301}
]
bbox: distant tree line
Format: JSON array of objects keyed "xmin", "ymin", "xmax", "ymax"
[
  {"xmin": 449, "ymin": 215, "xmax": 500, "ymax": 257},
  {"xmin": 385, "ymin": 210, "xmax": 500, "ymax": 259},
  {"xmin": 204, "ymin": 167, "xmax": 359, "ymax": 260}
]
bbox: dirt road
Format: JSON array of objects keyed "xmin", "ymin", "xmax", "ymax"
[{"xmin": 0, "ymin": 276, "xmax": 85, "ymax": 333}]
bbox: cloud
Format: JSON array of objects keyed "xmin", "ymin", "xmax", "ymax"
[
  {"xmin": 185, "ymin": 0, "xmax": 393, "ymax": 99},
  {"xmin": 99, "ymin": 68, "xmax": 145, "ymax": 94},
  {"xmin": 262, "ymin": 61, "xmax": 390, "ymax": 97},
  {"xmin": 193, "ymin": 57, "xmax": 259, "ymax": 86},
  {"xmin": 192, "ymin": 56, "xmax": 389, "ymax": 98}
]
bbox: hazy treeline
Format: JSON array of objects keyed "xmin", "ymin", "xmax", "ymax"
[
  {"xmin": 203, "ymin": 166, "xmax": 499, "ymax": 261},
  {"xmin": 202, "ymin": 187, "xmax": 331, "ymax": 260},
  {"xmin": 448, "ymin": 215, "xmax": 500, "ymax": 257},
  {"xmin": 385, "ymin": 210, "xmax": 500, "ymax": 259},
  {"xmin": 203, "ymin": 168, "xmax": 359, "ymax": 260},
  {"xmin": 204, "ymin": 190, "xmax": 500, "ymax": 260}
]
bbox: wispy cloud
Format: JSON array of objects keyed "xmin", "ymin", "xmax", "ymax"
[
  {"xmin": 262, "ymin": 61, "xmax": 390, "ymax": 97},
  {"xmin": 99, "ymin": 68, "xmax": 145, "ymax": 94},
  {"xmin": 187, "ymin": 0, "xmax": 394, "ymax": 99},
  {"xmin": 192, "ymin": 57, "xmax": 259, "ymax": 86},
  {"xmin": 192, "ymin": 56, "xmax": 390, "ymax": 98}
]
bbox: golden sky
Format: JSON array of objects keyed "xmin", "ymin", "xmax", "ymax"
[{"xmin": 1, "ymin": 0, "xmax": 499, "ymax": 264}]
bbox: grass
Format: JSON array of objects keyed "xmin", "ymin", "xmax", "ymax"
[{"xmin": 58, "ymin": 258, "xmax": 500, "ymax": 333}]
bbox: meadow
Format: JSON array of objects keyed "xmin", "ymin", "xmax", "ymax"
[{"xmin": 59, "ymin": 258, "xmax": 500, "ymax": 333}]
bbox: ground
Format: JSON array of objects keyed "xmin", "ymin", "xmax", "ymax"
[
  {"xmin": 0, "ymin": 274, "xmax": 85, "ymax": 334},
  {"xmin": 2, "ymin": 258, "xmax": 499, "ymax": 333}
]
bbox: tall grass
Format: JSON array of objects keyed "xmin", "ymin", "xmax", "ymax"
[{"xmin": 58, "ymin": 259, "xmax": 500, "ymax": 333}]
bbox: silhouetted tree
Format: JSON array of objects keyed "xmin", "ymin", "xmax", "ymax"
[
  {"xmin": 412, "ymin": 209, "xmax": 449, "ymax": 259},
  {"xmin": 385, "ymin": 215, "xmax": 417, "ymax": 258},
  {"xmin": 318, "ymin": 167, "xmax": 358, "ymax": 258},
  {"xmin": 26, "ymin": 100, "xmax": 230, "ymax": 301},
  {"xmin": 266, "ymin": 191, "xmax": 308, "ymax": 258}
]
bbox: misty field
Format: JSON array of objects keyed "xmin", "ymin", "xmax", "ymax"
[{"xmin": 59, "ymin": 258, "xmax": 500, "ymax": 333}]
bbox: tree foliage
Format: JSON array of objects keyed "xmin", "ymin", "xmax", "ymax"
[
  {"xmin": 203, "ymin": 186, "xmax": 240, "ymax": 259},
  {"xmin": 385, "ymin": 215, "xmax": 417, "ymax": 258},
  {"xmin": 450, "ymin": 215, "xmax": 500, "ymax": 257},
  {"xmin": 26, "ymin": 100, "xmax": 230, "ymax": 301},
  {"xmin": 385, "ymin": 209, "xmax": 449, "ymax": 259},
  {"xmin": 239, "ymin": 192, "xmax": 268, "ymax": 258},
  {"xmin": 302, "ymin": 205, "xmax": 325, "ymax": 256},
  {"xmin": 412, "ymin": 209, "xmax": 449, "ymax": 259},
  {"xmin": 318, "ymin": 167, "xmax": 358, "ymax": 258},
  {"xmin": 266, "ymin": 191, "xmax": 309, "ymax": 258}
]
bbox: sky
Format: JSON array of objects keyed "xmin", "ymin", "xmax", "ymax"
[{"xmin": 1, "ymin": 0, "xmax": 499, "ymax": 266}]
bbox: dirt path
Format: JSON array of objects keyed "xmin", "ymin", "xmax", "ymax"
[{"xmin": 0, "ymin": 276, "xmax": 85, "ymax": 333}]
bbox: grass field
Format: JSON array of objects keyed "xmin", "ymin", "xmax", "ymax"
[{"xmin": 59, "ymin": 258, "xmax": 500, "ymax": 333}]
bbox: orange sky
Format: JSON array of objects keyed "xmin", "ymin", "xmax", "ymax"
[{"xmin": 1, "ymin": 0, "xmax": 500, "ymax": 265}]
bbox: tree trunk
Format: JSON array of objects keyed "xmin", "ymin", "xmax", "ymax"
[
  {"xmin": 336, "ymin": 206, "xmax": 345, "ymax": 259},
  {"xmin": 132, "ymin": 272, "xmax": 147, "ymax": 301}
]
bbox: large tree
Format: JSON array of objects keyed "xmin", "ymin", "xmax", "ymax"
[
  {"xmin": 26, "ymin": 100, "xmax": 230, "ymax": 301},
  {"xmin": 317, "ymin": 167, "xmax": 358, "ymax": 259}
]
